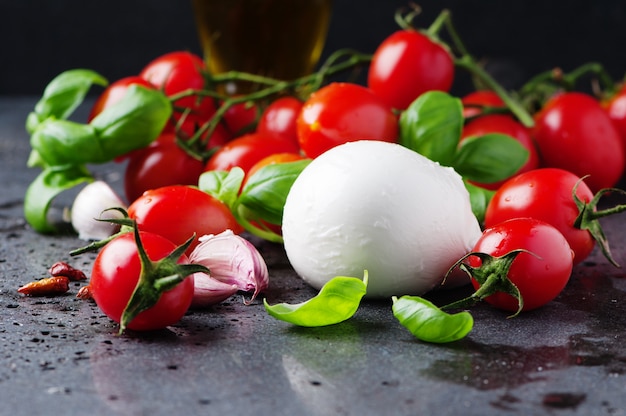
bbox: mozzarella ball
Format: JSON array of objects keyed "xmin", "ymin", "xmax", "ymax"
[{"xmin": 282, "ymin": 140, "xmax": 482, "ymax": 298}]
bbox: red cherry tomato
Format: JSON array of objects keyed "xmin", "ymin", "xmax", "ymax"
[
  {"xmin": 461, "ymin": 90, "xmax": 505, "ymax": 119},
  {"xmin": 257, "ymin": 96, "xmax": 303, "ymax": 147},
  {"xmin": 532, "ymin": 92, "xmax": 625, "ymax": 192},
  {"xmin": 367, "ymin": 30, "xmax": 454, "ymax": 110},
  {"xmin": 90, "ymin": 231, "xmax": 195, "ymax": 331},
  {"xmin": 139, "ymin": 51, "xmax": 217, "ymax": 133},
  {"xmin": 124, "ymin": 133, "xmax": 206, "ymax": 204},
  {"xmin": 297, "ymin": 82, "xmax": 398, "ymax": 158},
  {"xmin": 484, "ymin": 168, "xmax": 595, "ymax": 265},
  {"xmin": 603, "ymin": 84, "xmax": 626, "ymax": 146},
  {"xmin": 88, "ymin": 76, "xmax": 155, "ymax": 122},
  {"xmin": 223, "ymin": 100, "xmax": 259, "ymax": 136},
  {"xmin": 460, "ymin": 114, "xmax": 540, "ymax": 189},
  {"xmin": 127, "ymin": 185, "xmax": 243, "ymax": 252},
  {"xmin": 204, "ymin": 132, "xmax": 300, "ymax": 174},
  {"xmin": 469, "ymin": 217, "xmax": 573, "ymax": 312}
]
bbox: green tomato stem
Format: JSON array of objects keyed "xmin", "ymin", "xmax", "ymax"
[
  {"xmin": 442, "ymin": 249, "xmax": 533, "ymax": 318},
  {"xmin": 426, "ymin": 9, "xmax": 451, "ymax": 40},
  {"xmin": 572, "ymin": 181, "xmax": 626, "ymax": 267},
  {"xmin": 454, "ymin": 55, "xmax": 535, "ymax": 127},
  {"xmin": 117, "ymin": 222, "xmax": 209, "ymax": 334}
]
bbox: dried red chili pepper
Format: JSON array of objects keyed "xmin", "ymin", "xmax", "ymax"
[
  {"xmin": 76, "ymin": 285, "xmax": 93, "ymax": 300},
  {"xmin": 18, "ymin": 276, "xmax": 70, "ymax": 296},
  {"xmin": 48, "ymin": 261, "xmax": 87, "ymax": 281}
]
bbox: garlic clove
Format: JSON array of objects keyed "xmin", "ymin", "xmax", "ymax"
[
  {"xmin": 189, "ymin": 230, "xmax": 269, "ymax": 304},
  {"xmin": 71, "ymin": 181, "xmax": 127, "ymax": 240},
  {"xmin": 190, "ymin": 273, "xmax": 239, "ymax": 308}
]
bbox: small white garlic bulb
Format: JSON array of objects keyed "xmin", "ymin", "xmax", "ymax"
[{"xmin": 71, "ymin": 181, "xmax": 127, "ymax": 240}]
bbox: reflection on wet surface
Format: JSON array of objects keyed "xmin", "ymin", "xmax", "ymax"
[{"xmin": 419, "ymin": 262, "xmax": 626, "ymax": 412}]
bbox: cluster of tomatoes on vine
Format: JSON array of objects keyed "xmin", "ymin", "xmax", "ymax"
[
  {"xmin": 64, "ymin": 6, "xmax": 626, "ymax": 327},
  {"xmin": 89, "ymin": 8, "xmax": 626, "ymax": 208}
]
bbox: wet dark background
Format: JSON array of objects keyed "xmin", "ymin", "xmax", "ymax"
[{"xmin": 2, "ymin": 0, "xmax": 625, "ymax": 96}]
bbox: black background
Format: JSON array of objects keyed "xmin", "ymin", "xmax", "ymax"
[{"xmin": 2, "ymin": 0, "xmax": 625, "ymax": 96}]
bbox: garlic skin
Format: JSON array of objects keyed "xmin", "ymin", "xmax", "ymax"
[
  {"xmin": 71, "ymin": 181, "xmax": 127, "ymax": 240},
  {"xmin": 189, "ymin": 273, "xmax": 238, "ymax": 309},
  {"xmin": 189, "ymin": 230, "xmax": 269, "ymax": 304}
]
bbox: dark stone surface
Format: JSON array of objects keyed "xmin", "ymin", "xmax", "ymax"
[
  {"xmin": 4, "ymin": 96, "xmax": 626, "ymax": 415},
  {"xmin": 3, "ymin": 2, "xmax": 626, "ymax": 413}
]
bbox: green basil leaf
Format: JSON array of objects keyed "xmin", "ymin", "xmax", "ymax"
[
  {"xmin": 24, "ymin": 165, "xmax": 93, "ymax": 233},
  {"xmin": 198, "ymin": 167, "xmax": 245, "ymax": 208},
  {"xmin": 392, "ymin": 295, "xmax": 473, "ymax": 343},
  {"xmin": 26, "ymin": 69, "xmax": 108, "ymax": 133},
  {"xmin": 453, "ymin": 133, "xmax": 529, "ymax": 183},
  {"xmin": 399, "ymin": 91, "xmax": 463, "ymax": 166},
  {"xmin": 30, "ymin": 119, "xmax": 103, "ymax": 165},
  {"xmin": 90, "ymin": 84, "xmax": 172, "ymax": 155},
  {"xmin": 264, "ymin": 272, "xmax": 368, "ymax": 327},
  {"xmin": 237, "ymin": 159, "xmax": 311, "ymax": 225},
  {"xmin": 464, "ymin": 180, "xmax": 495, "ymax": 225}
]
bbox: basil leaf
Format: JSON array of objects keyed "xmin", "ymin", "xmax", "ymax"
[
  {"xmin": 90, "ymin": 84, "xmax": 172, "ymax": 156},
  {"xmin": 30, "ymin": 119, "xmax": 102, "ymax": 165},
  {"xmin": 237, "ymin": 159, "xmax": 311, "ymax": 225},
  {"xmin": 464, "ymin": 180, "xmax": 495, "ymax": 225},
  {"xmin": 264, "ymin": 272, "xmax": 368, "ymax": 327},
  {"xmin": 392, "ymin": 295, "xmax": 473, "ymax": 343},
  {"xmin": 26, "ymin": 69, "xmax": 107, "ymax": 133},
  {"xmin": 399, "ymin": 91, "xmax": 463, "ymax": 166},
  {"xmin": 453, "ymin": 133, "xmax": 529, "ymax": 183},
  {"xmin": 24, "ymin": 165, "xmax": 94, "ymax": 233},
  {"xmin": 198, "ymin": 168, "xmax": 245, "ymax": 209}
]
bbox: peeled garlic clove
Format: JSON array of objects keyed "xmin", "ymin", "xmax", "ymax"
[
  {"xmin": 189, "ymin": 230, "xmax": 269, "ymax": 304},
  {"xmin": 71, "ymin": 181, "xmax": 127, "ymax": 240},
  {"xmin": 190, "ymin": 273, "xmax": 239, "ymax": 308}
]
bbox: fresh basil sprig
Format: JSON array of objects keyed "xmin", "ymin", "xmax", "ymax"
[
  {"xmin": 199, "ymin": 159, "xmax": 310, "ymax": 243},
  {"xmin": 26, "ymin": 69, "xmax": 107, "ymax": 134},
  {"xmin": 24, "ymin": 69, "xmax": 172, "ymax": 233},
  {"xmin": 398, "ymin": 91, "xmax": 529, "ymax": 221}
]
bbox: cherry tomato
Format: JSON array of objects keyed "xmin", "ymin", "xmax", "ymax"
[
  {"xmin": 124, "ymin": 133, "xmax": 206, "ymax": 204},
  {"xmin": 532, "ymin": 92, "xmax": 625, "ymax": 192},
  {"xmin": 297, "ymin": 82, "xmax": 398, "ymax": 158},
  {"xmin": 161, "ymin": 117, "xmax": 232, "ymax": 149},
  {"xmin": 469, "ymin": 218, "xmax": 573, "ymax": 312},
  {"xmin": 256, "ymin": 96, "xmax": 303, "ymax": 147},
  {"xmin": 461, "ymin": 90, "xmax": 505, "ymax": 119},
  {"xmin": 90, "ymin": 231, "xmax": 195, "ymax": 331},
  {"xmin": 460, "ymin": 114, "xmax": 540, "ymax": 189},
  {"xmin": 139, "ymin": 51, "xmax": 217, "ymax": 134},
  {"xmin": 128, "ymin": 185, "xmax": 243, "ymax": 252},
  {"xmin": 367, "ymin": 30, "xmax": 454, "ymax": 110},
  {"xmin": 603, "ymin": 84, "xmax": 626, "ymax": 146},
  {"xmin": 223, "ymin": 100, "xmax": 259, "ymax": 136},
  {"xmin": 204, "ymin": 132, "xmax": 300, "ymax": 174},
  {"xmin": 484, "ymin": 168, "xmax": 595, "ymax": 265},
  {"xmin": 88, "ymin": 76, "xmax": 155, "ymax": 122}
]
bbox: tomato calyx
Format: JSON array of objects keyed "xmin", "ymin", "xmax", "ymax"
[
  {"xmin": 103, "ymin": 215, "xmax": 208, "ymax": 334},
  {"xmin": 70, "ymin": 209, "xmax": 209, "ymax": 333},
  {"xmin": 572, "ymin": 178, "xmax": 626, "ymax": 267},
  {"xmin": 119, "ymin": 224, "xmax": 207, "ymax": 334},
  {"xmin": 443, "ymin": 249, "xmax": 537, "ymax": 317}
]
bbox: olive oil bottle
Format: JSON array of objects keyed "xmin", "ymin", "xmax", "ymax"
[{"xmin": 192, "ymin": 0, "xmax": 332, "ymax": 94}]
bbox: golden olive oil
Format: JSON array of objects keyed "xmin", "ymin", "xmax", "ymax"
[{"xmin": 192, "ymin": 0, "xmax": 332, "ymax": 93}]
